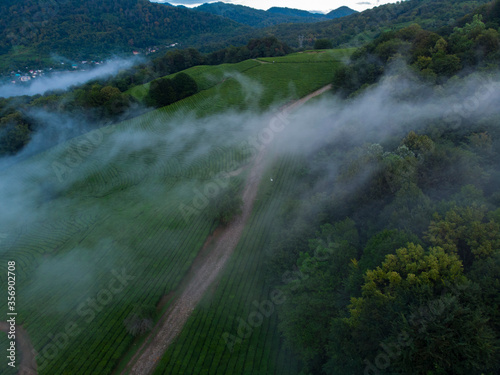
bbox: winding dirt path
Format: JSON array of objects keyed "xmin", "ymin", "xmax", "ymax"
[
  {"xmin": 0, "ymin": 322, "xmax": 37, "ymax": 375},
  {"xmin": 121, "ymin": 84, "xmax": 333, "ymax": 375},
  {"xmin": 252, "ymin": 58, "xmax": 271, "ymax": 64}
]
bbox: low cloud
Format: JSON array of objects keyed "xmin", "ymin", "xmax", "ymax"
[
  {"xmin": 0, "ymin": 64, "xmax": 499, "ymax": 334},
  {"xmin": 0, "ymin": 58, "xmax": 139, "ymax": 98}
]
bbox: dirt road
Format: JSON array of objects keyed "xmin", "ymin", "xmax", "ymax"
[{"xmin": 122, "ymin": 84, "xmax": 333, "ymax": 375}]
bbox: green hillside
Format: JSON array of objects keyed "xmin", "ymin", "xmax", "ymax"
[
  {"xmin": 152, "ymin": 153, "xmax": 304, "ymax": 375},
  {"xmin": 0, "ymin": 0, "xmax": 252, "ymax": 72},
  {"xmin": 127, "ymin": 60, "xmax": 261, "ymax": 101},
  {"xmin": 127, "ymin": 50, "xmax": 344, "ymax": 113},
  {"xmin": 194, "ymin": 3, "xmax": 357, "ymax": 28},
  {"xmin": 0, "ymin": 52, "xmax": 343, "ymax": 375}
]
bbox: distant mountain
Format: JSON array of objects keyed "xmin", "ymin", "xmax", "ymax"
[
  {"xmin": 266, "ymin": 7, "xmax": 324, "ymax": 18},
  {"xmin": 264, "ymin": 0, "xmax": 493, "ymax": 48},
  {"xmin": 326, "ymin": 6, "xmax": 358, "ymax": 19},
  {"xmin": 268, "ymin": 6, "xmax": 356, "ymax": 19},
  {"xmin": 194, "ymin": 2, "xmax": 294, "ymax": 28},
  {"xmin": 0, "ymin": 0, "xmax": 252, "ymax": 72},
  {"xmin": 194, "ymin": 2, "xmax": 357, "ymax": 28}
]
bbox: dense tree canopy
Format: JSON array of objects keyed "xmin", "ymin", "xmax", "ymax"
[
  {"xmin": 266, "ymin": 6, "xmax": 500, "ymax": 369},
  {"xmin": 0, "ymin": 0, "xmax": 253, "ymax": 72}
]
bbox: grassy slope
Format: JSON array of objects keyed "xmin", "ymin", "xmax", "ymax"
[
  {"xmin": 152, "ymin": 154, "xmax": 303, "ymax": 375},
  {"xmin": 147, "ymin": 51, "xmax": 346, "ymax": 375},
  {"xmin": 129, "ymin": 49, "xmax": 344, "ymax": 115},
  {"xmin": 126, "ymin": 60, "xmax": 261, "ymax": 101},
  {"xmin": 1, "ymin": 113, "xmax": 248, "ymax": 375},
  {"xmin": 257, "ymin": 48, "xmax": 354, "ymax": 63},
  {"xmin": 0, "ymin": 51, "xmax": 342, "ymax": 375}
]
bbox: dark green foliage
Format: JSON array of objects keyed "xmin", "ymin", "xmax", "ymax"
[
  {"xmin": 171, "ymin": 73, "xmax": 198, "ymax": 100},
  {"xmin": 325, "ymin": 6, "xmax": 359, "ymax": 19},
  {"xmin": 195, "ymin": 3, "xmax": 356, "ymax": 28},
  {"xmin": 266, "ymin": 0, "xmax": 492, "ymax": 49},
  {"xmin": 245, "ymin": 36, "xmax": 292, "ymax": 58},
  {"xmin": 278, "ymin": 220, "xmax": 358, "ymax": 368},
  {"xmin": 268, "ymin": 6, "xmax": 357, "ymax": 20},
  {"xmin": 145, "ymin": 73, "xmax": 198, "ymax": 108},
  {"xmin": 267, "ymin": 72, "xmax": 500, "ymax": 373},
  {"xmin": 0, "ymin": 79, "xmax": 139, "ymax": 155},
  {"xmin": 358, "ymin": 229, "xmax": 422, "ymax": 272},
  {"xmin": 0, "ymin": 0, "xmax": 253, "ymax": 71},
  {"xmin": 146, "ymin": 78, "xmax": 177, "ymax": 108},
  {"xmin": 0, "ymin": 112, "xmax": 31, "ymax": 155},
  {"xmin": 393, "ymin": 281, "xmax": 498, "ymax": 375},
  {"xmin": 469, "ymin": 252, "xmax": 500, "ymax": 339},
  {"xmin": 313, "ymin": 39, "xmax": 334, "ymax": 50},
  {"xmin": 207, "ymin": 179, "xmax": 243, "ymax": 225},
  {"xmin": 334, "ymin": 6, "xmax": 500, "ymax": 96}
]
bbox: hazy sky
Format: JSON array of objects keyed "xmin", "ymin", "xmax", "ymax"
[{"xmin": 151, "ymin": 0, "xmax": 400, "ymax": 13}]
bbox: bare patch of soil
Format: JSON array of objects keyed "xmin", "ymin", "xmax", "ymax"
[{"xmin": 121, "ymin": 84, "xmax": 333, "ymax": 375}]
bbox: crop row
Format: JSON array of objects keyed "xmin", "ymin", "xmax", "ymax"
[{"xmin": 153, "ymin": 153, "xmax": 301, "ymax": 374}]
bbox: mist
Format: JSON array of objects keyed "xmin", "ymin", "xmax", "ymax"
[
  {"xmin": 274, "ymin": 70, "xmax": 500, "ymax": 155},
  {"xmin": 0, "ymin": 57, "xmax": 140, "ymax": 98},
  {"xmin": 0, "ymin": 66, "xmax": 499, "ymax": 375},
  {"xmin": 2, "ymin": 66, "xmax": 499, "ymax": 245}
]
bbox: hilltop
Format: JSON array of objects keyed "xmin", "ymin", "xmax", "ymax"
[{"xmin": 194, "ymin": 3, "xmax": 357, "ymax": 28}]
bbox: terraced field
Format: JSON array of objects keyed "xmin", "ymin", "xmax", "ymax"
[
  {"xmin": 127, "ymin": 60, "xmax": 261, "ymax": 101},
  {"xmin": 0, "ymin": 51, "xmax": 342, "ymax": 375},
  {"xmin": 0, "ymin": 118, "xmax": 249, "ymax": 375},
  {"xmin": 257, "ymin": 48, "xmax": 354, "ymax": 63},
  {"xmin": 128, "ymin": 50, "xmax": 343, "ymax": 113},
  {"xmin": 152, "ymin": 154, "xmax": 304, "ymax": 375}
]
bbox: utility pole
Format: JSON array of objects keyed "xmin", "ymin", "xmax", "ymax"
[{"xmin": 298, "ymin": 35, "xmax": 305, "ymax": 49}]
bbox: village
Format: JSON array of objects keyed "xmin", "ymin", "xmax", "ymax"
[
  {"xmin": 3, "ymin": 43, "xmax": 180, "ymax": 86},
  {"xmin": 5, "ymin": 60, "xmax": 105, "ymax": 85}
]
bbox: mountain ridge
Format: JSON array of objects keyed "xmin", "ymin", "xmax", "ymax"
[{"xmin": 193, "ymin": 2, "xmax": 357, "ymax": 27}]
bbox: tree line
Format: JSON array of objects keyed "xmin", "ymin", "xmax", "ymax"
[
  {"xmin": 0, "ymin": 36, "xmax": 291, "ymax": 156},
  {"xmin": 265, "ymin": 2, "xmax": 500, "ymax": 374}
]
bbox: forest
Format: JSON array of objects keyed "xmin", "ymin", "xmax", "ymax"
[
  {"xmin": 194, "ymin": 3, "xmax": 357, "ymax": 28},
  {"xmin": 0, "ymin": 0, "xmax": 252, "ymax": 71},
  {"xmin": 265, "ymin": 0, "xmax": 495, "ymax": 48},
  {"xmin": 0, "ymin": 0, "xmax": 493, "ymax": 72},
  {"xmin": 263, "ymin": 2, "xmax": 500, "ymax": 374}
]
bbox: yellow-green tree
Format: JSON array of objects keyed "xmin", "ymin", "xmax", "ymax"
[{"xmin": 426, "ymin": 205, "xmax": 500, "ymax": 268}]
